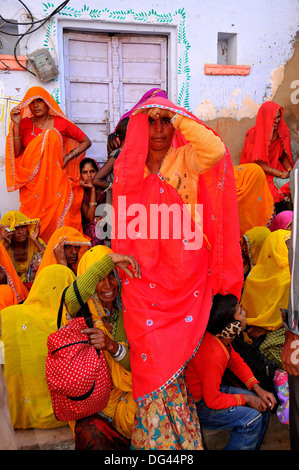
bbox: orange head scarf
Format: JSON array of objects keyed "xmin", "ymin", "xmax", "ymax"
[{"xmin": 36, "ymin": 226, "xmax": 91, "ymax": 277}]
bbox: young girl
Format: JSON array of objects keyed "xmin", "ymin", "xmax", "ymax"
[
  {"xmin": 185, "ymin": 293, "xmax": 276, "ymax": 450},
  {"xmin": 79, "ymin": 158, "xmax": 104, "ymax": 246},
  {"xmin": 92, "ymin": 118, "xmax": 129, "ymax": 246}
]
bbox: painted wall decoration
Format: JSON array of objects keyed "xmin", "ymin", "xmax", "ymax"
[{"xmin": 42, "ymin": 3, "xmax": 191, "ymax": 110}]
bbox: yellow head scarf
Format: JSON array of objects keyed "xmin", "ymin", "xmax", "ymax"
[
  {"xmin": 243, "ymin": 226, "xmax": 271, "ymax": 269},
  {"xmin": 0, "ymin": 210, "xmax": 40, "ymax": 235},
  {"xmin": 1, "ymin": 264, "xmax": 76, "ymax": 429},
  {"xmin": 241, "ymin": 229, "xmax": 290, "ymax": 330},
  {"xmin": 0, "ymin": 210, "xmax": 46, "ymax": 283},
  {"xmin": 75, "ymin": 245, "xmax": 135, "ymax": 439}
]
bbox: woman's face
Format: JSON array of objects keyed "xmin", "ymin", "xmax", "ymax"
[
  {"xmin": 240, "ymin": 237, "xmax": 250, "ymax": 272},
  {"xmin": 12, "ymin": 225, "xmax": 29, "ymax": 243},
  {"xmin": 80, "ymin": 163, "xmax": 97, "ymax": 184},
  {"xmin": 96, "ymin": 270, "xmax": 119, "ymax": 306},
  {"xmin": 64, "ymin": 244, "xmax": 80, "ymax": 266},
  {"xmin": 148, "ymin": 116, "xmax": 175, "ymax": 153},
  {"xmin": 273, "ymin": 109, "xmax": 281, "ymax": 130},
  {"xmin": 29, "ymin": 98, "xmax": 49, "ymax": 119}
]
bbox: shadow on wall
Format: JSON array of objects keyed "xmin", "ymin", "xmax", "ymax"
[{"xmin": 205, "ymin": 35, "xmax": 299, "ymax": 166}]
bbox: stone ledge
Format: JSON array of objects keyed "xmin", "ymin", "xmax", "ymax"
[
  {"xmin": 12, "ymin": 414, "xmax": 290, "ymax": 451},
  {"xmin": 14, "ymin": 425, "xmax": 74, "ymax": 450}
]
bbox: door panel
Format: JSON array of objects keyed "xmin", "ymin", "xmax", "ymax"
[{"xmin": 64, "ymin": 31, "xmax": 167, "ymax": 164}]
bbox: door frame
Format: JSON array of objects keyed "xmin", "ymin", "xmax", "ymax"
[{"xmin": 56, "ymin": 18, "xmax": 178, "ymax": 114}]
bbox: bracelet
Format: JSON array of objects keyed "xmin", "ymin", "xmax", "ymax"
[
  {"xmin": 170, "ymin": 113, "xmax": 179, "ymax": 125},
  {"xmin": 89, "ymin": 202, "xmax": 97, "ymax": 207},
  {"xmin": 111, "ymin": 343, "xmax": 127, "ymax": 361},
  {"xmin": 102, "ymin": 182, "xmax": 112, "ymax": 193},
  {"xmin": 287, "ymin": 167, "xmax": 292, "ymax": 172},
  {"xmin": 13, "ymin": 135, "xmax": 21, "ymax": 139},
  {"xmin": 70, "ymin": 148, "xmax": 79, "ymax": 157}
]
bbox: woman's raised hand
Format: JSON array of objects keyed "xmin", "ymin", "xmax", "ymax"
[
  {"xmin": 133, "ymin": 106, "xmax": 175, "ymax": 121},
  {"xmin": 10, "ymin": 106, "xmax": 22, "ymax": 126},
  {"xmin": 108, "ymin": 253, "xmax": 141, "ymax": 279},
  {"xmin": 53, "ymin": 237, "xmax": 67, "ymax": 266},
  {"xmin": 29, "ymin": 221, "xmax": 41, "ymax": 242},
  {"xmin": 0, "ymin": 225, "xmax": 13, "ymax": 246}
]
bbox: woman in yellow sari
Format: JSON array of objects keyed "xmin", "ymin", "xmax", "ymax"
[
  {"xmin": 0, "ymin": 210, "xmax": 46, "ymax": 289},
  {"xmin": 5, "ymin": 86, "xmax": 91, "ymax": 243},
  {"xmin": 240, "ymin": 226, "xmax": 271, "ymax": 280},
  {"xmin": 241, "ymin": 229, "xmax": 291, "ymax": 368},
  {"xmin": 0, "ymin": 264, "xmax": 77, "ymax": 429},
  {"xmin": 234, "ymin": 163, "xmax": 275, "ymax": 237},
  {"xmin": 61, "ymin": 245, "xmax": 140, "ymax": 449}
]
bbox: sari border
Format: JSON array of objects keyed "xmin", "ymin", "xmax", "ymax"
[{"xmin": 0, "ymin": 266, "xmax": 22, "ymax": 302}]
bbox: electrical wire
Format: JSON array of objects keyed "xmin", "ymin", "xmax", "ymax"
[
  {"xmin": 0, "ymin": 0, "xmax": 70, "ymax": 34},
  {"xmin": 0, "ymin": 0, "xmax": 70, "ymax": 75}
]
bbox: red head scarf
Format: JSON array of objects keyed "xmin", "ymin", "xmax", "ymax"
[{"xmin": 241, "ymin": 101, "xmax": 293, "ymax": 167}]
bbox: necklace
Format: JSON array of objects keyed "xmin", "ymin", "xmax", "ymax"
[
  {"xmin": 31, "ymin": 114, "xmax": 49, "ymax": 136},
  {"xmin": 159, "ymin": 150, "xmax": 169, "ymax": 170}
]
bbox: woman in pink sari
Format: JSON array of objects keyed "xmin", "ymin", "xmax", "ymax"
[{"xmin": 112, "ymin": 95, "xmax": 243, "ymax": 449}]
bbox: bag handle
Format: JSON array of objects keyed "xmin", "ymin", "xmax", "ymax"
[
  {"xmin": 57, "ymin": 280, "xmax": 93, "ymax": 329},
  {"xmin": 73, "ymin": 280, "xmax": 94, "ymax": 329}
]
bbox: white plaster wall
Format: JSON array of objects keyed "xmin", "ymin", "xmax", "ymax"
[{"xmin": 0, "ymin": 0, "xmax": 298, "ymax": 216}]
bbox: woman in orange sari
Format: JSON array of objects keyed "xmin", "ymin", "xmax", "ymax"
[
  {"xmin": 5, "ymin": 86, "xmax": 91, "ymax": 243},
  {"xmin": 240, "ymin": 101, "xmax": 294, "ymax": 214},
  {"xmin": 35, "ymin": 226, "xmax": 91, "ymax": 277}
]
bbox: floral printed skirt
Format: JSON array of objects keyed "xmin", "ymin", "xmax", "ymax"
[{"xmin": 131, "ymin": 374, "xmax": 203, "ymax": 450}]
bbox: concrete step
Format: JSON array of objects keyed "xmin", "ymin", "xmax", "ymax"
[
  {"xmin": 15, "ymin": 425, "xmax": 74, "ymax": 450},
  {"xmin": 13, "ymin": 413, "xmax": 290, "ymax": 450}
]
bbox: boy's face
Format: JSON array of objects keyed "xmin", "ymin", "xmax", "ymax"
[{"xmin": 234, "ymin": 303, "xmax": 246, "ymax": 330}]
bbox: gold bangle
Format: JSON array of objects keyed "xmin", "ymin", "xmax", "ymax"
[
  {"xmin": 279, "ymin": 171, "xmax": 283, "ymax": 177},
  {"xmin": 72, "ymin": 148, "xmax": 79, "ymax": 156},
  {"xmin": 287, "ymin": 167, "xmax": 292, "ymax": 172},
  {"xmin": 89, "ymin": 202, "xmax": 97, "ymax": 207},
  {"xmin": 13, "ymin": 135, "xmax": 21, "ymax": 139}
]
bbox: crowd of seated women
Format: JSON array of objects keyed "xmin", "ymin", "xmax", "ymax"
[{"xmin": 0, "ymin": 86, "xmax": 297, "ymax": 450}]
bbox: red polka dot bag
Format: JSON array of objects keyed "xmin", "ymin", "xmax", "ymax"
[{"xmin": 46, "ymin": 281, "xmax": 112, "ymax": 422}]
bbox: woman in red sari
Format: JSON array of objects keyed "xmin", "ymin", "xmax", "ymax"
[
  {"xmin": 5, "ymin": 86, "xmax": 91, "ymax": 243},
  {"xmin": 240, "ymin": 101, "xmax": 294, "ymax": 213},
  {"xmin": 112, "ymin": 95, "xmax": 243, "ymax": 450}
]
